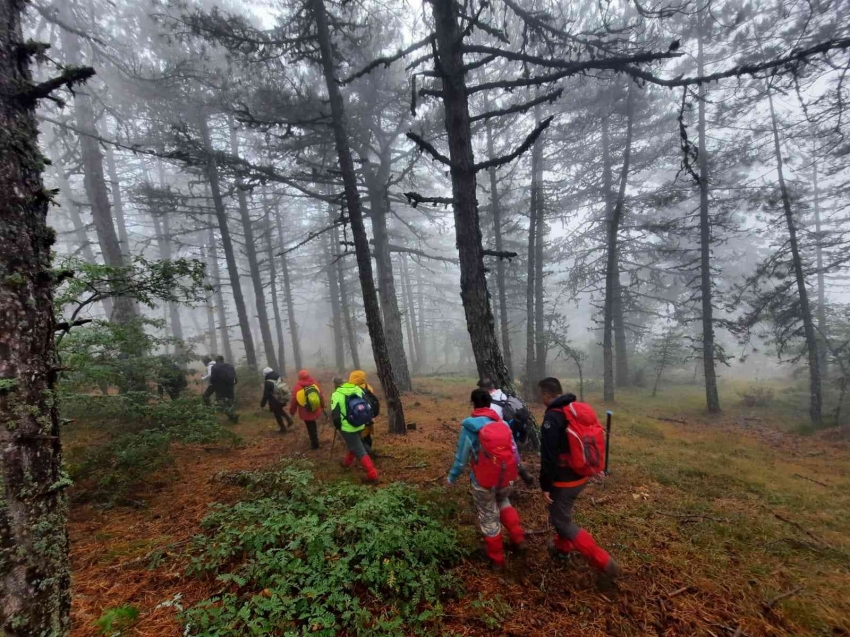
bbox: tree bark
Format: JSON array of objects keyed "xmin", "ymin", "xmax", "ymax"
[
  {"xmin": 335, "ymin": 226, "xmax": 361, "ymax": 369},
  {"xmin": 766, "ymin": 86, "xmax": 822, "ymax": 426},
  {"xmin": 152, "ymin": 165, "xmax": 184, "ymax": 345},
  {"xmin": 275, "ymin": 200, "xmax": 303, "ymax": 371},
  {"xmin": 207, "ymin": 223, "xmax": 233, "ymax": 361},
  {"xmin": 697, "ymin": 14, "xmax": 722, "ymax": 414},
  {"xmin": 532, "ymin": 106, "xmax": 547, "ymax": 383},
  {"xmin": 322, "ymin": 206, "xmax": 345, "ymax": 372},
  {"xmin": 416, "ymin": 256, "xmax": 427, "ymax": 370},
  {"xmin": 199, "ymin": 232, "xmax": 219, "ymax": 356},
  {"xmin": 812, "ymin": 158, "xmax": 828, "ymax": 379},
  {"xmin": 262, "ymin": 188, "xmax": 287, "ymax": 375},
  {"xmin": 399, "ymin": 254, "xmax": 420, "ymax": 373},
  {"xmin": 601, "ymin": 112, "xmax": 616, "ymax": 403},
  {"xmin": 430, "ymin": 0, "xmax": 512, "ymax": 391},
  {"xmin": 525, "ymin": 147, "xmax": 538, "ymax": 390},
  {"xmin": 0, "ymin": 2, "xmax": 71, "ymax": 631},
  {"xmin": 311, "ymin": 0, "xmax": 406, "ymax": 432},
  {"xmin": 364, "ymin": 164, "xmax": 412, "ymax": 390},
  {"xmin": 228, "ymin": 123, "xmax": 278, "ymax": 370},
  {"xmin": 485, "ymin": 118, "xmax": 513, "ymax": 379},
  {"xmin": 106, "ymin": 145, "xmax": 130, "ymax": 258},
  {"xmin": 199, "ymin": 113, "xmax": 256, "ymax": 367}
]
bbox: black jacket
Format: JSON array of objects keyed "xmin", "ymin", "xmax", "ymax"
[
  {"xmin": 260, "ymin": 371, "xmax": 281, "ymax": 408},
  {"xmin": 540, "ymin": 393, "xmax": 583, "ymax": 491}
]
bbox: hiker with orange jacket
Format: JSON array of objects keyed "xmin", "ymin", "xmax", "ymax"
[
  {"xmin": 447, "ymin": 388, "xmax": 525, "ymax": 570},
  {"xmin": 289, "ymin": 369, "xmax": 324, "ymax": 450},
  {"xmin": 538, "ymin": 377, "xmax": 621, "ymax": 579}
]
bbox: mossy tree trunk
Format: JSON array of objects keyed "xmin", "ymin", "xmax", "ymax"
[{"xmin": 0, "ymin": 1, "xmax": 73, "ymax": 632}]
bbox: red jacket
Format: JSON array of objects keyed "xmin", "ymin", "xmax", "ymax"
[{"xmin": 289, "ymin": 370, "xmax": 325, "ymax": 420}]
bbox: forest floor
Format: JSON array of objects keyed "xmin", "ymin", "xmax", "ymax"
[{"xmin": 67, "ymin": 376, "xmax": 850, "ymax": 637}]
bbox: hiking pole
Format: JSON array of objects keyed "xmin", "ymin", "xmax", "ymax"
[{"xmin": 604, "ymin": 411, "xmax": 613, "ymax": 475}]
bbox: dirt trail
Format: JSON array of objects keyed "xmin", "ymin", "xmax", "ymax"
[{"xmin": 69, "ymin": 381, "xmax": 850, "ymax": 636}]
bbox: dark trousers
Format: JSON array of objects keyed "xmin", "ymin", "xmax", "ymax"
[
  {"xmin": 549, "ymin": 483, "xmax": 586, "ymax": 540},
  {"xmin": 271, "ymin": 403, "xmax": 293, "ymax": 432},
  {"xmin": 204, "ymin": 384, "xmax": 237, "ymax": 422},
  {"xmin": 304, "ymin": 420, "xmax": 320, "ymax": 449}
]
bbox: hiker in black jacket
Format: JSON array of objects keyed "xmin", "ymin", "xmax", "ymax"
[
  {"xmin": 209, "ymin": 355, "xmax": 238, "ymax": 423},
  {"xmin": 538, "ymin": 377, "xmax": 621, "ymax": 579},
  {"xmin": 260, "ymin": 367, "xmax": 293, "ymax": 433}
]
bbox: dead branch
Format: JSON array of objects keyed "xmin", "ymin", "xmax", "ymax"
[
  {"xmin": 406, "ymin": 131, "xmax": 452, "ymax": 165},
  {"xmin": 403, "ymin": 191, "xmax": 453, "ymax": 207},
  {"xmin": 474, "ymin": 116, "xmax": 553, "ymax": 172},
  {"xmin": 19, "ymin": 66, "xmax": 95, "ymax": 105},
  {"xmin": 648, "ymin": 415, "xmax": 687, "ymax": 424},
  {"xmin": 667, "ymin": 585, "xmax": 697, "ymax": 598},
  {"xmin": 469, "ymin": 89, "xmax": 563, "ymax": 123},
  {"xmin": 792, "ymin": 473, "xmax": 830, "ymax": 487},
  {"xmin": 771, "ymin": 511, "xmax": 834, "ymax": 548},
  {"xmin": 340, "ymin": 34, "xmax": 435, "ymax": 84},
  {"xmin": 765, "ymin": 585, "xmax": 804, "ymax": 610}
]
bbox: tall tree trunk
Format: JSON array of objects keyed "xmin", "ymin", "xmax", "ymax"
[
  {"xmin": 207, "ymin": 224, "xmax": 233, "ymax": 361},
  {"xmin": 697, "ymin": 15, "xmax": 721, "ymax": 414},
  {"xmin": 533, "ymin": 106, "xmax": 547, "ymax": 383},
  {"xmin": 399, "ymin": 254, "xmax": 420, "ymax": 373},
  {"xmin": 416, "ymin": 256, "xmax": 427, "ymax": 370},
  {"xmin": 311, "ymin": 0, "xmax": 406, "ymax": 431},
  {"xmin": 485, "ymin": 117, "xmax": 513, "ymax": 378},
  {"xmin": 601, "ymin": 112, "xmax": 616, "ymax": 402},
  {"xmin": 228, "ymin": 123, "xmax": 278, "ymax": 370},
  {"xmin": 812, "ymin": 158, "xmax": 828, "ymax": 379},
  {"xmin": 152, "ymin": 165, "xmax": 185, "ymax": 346},
  {"xmin": 106, "ymin": 145, "xmax": 130, "ymax": 258},
  {"xmin": 336, "ymin": 227, "xmax": 361, "ymax": 369},
  {"xmin": 766, "ymin": 86, "xmax": 822, "ymax": 426},
  {"xmin": 199, "ymin": 233, "xmax": 218, "ymax": 355},
  {"xmin": 525, "ymin": 154, "xmax": 538, "ymax": 390},
  {"xmin": 59, "ymin": 24, "xmax": 135, "ymax": 324},
  {"xmin": 199, "ymin": 113, "xmax": 256, "ymax": 367},
  {"xmin": 431, "ymin": 0, "xmax": 511, "ymax": 390},
  {"xmin": 275, "ymin": 200, "xmax": 303, "ymax": 370},
  {"xmin": 0, "ymin": 2, "xmax": 71, "ymax": 631},
  {"xmin": 263, "ymin": 188, "xmax": 287, "ymax": 375},
  {"xmin": 364, "ymin": 165, "xmax": 412, "ymax": 390},
  {"xmin": 323, "ymin": 218, "xmax": 346, "ymax": 372}
]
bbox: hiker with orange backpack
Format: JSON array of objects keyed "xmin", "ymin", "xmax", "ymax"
[
  {"xmin": 289, "ymin": 369, "xmax": 324, "ymax": 450},
  {"xmin": 447, "ymin": 388, "xmax": 526, "ymax": 570},
  {"xmin": 538, "ymin": 377, "xmax": 622, "ymax": 580}
]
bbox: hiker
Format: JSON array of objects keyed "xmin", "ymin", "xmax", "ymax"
[
  {"xmin": 208, "ymin": 355, "xmax": 238, "ymax": 423},
  {"xmin": 201, "ymin": 355, "xmax": 216, "ymax": 404},
  {"xmin": 349, "ymin": 370, "xmax": 379, "ymax": 453},
  {"xmin": 331, "ymin": 375, "xmax": 378, "ymax": 483},
  {"xmin": 289, "ymin": 369, "xmax": 323, "ymax": 449},
  {"xmin": 447, "ymin": 388, "xmax": 525, "ymax": 570},
  {"xmin": 538, "ymin": 377, "xmax": 621, "ymax": 579},
  {"xmin": 478, "ymin": 379, "xmax": 535, "ymax": 486},
  {"xmin": 260, "ymin": 367, "xmax": 293, "ymax": 433}
]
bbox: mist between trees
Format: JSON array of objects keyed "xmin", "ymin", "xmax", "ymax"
[{"xmin": 2, "ymin": 0, "xmax": 850, "ymax": 632}]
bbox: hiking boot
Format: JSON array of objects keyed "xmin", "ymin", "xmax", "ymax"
[
  {"xmin": 595, "ymin": 559, "xmax": 623, "ymax": 590},
  {"xmin": 490, "ymin": 560, "xmax": 505, "ymax": 572},
  {"xmin": 547, "ymin": 541, "xmax": 573, "ymax": 563},
  {"xmin": 508, "ymin": 541, "xmax": 529, "ymax": 555},
  {"xmin": 361, "ymin": 475, "xmax": 380, "ymax": 485}
]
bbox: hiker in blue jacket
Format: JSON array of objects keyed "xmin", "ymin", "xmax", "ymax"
[{"xmin": 447, "ymin": 388, "xmax": 525, "ymax": 569}]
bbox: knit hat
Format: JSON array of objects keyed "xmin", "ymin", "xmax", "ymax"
[
  {"xmin": 262, "ymin": 367, "xmax": 273, "ymax": 376},
  {"xmin": 349, "ymin": 370, "xmax": 367, "ymax": 387}
]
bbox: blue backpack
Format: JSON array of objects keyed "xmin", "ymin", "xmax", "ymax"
[{"xmin": 346, "ymin": 394, "xmax": 373, "ymax": 427}]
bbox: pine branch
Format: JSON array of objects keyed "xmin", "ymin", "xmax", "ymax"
[
  {"xmin": 18, "ymin": 66, "xmax": 95, "ymax": 105},
  {"xmin": 340, "ymin": 34, "xmax": 435, "ymax": 85},
  {"xmin": 469, "ymin": 89, "xmax": 562, "ymax": 123},
  {"xmin": 403, "ymin": 192, "xmax": 454, "ymax": 207},
  {"xmin": 461, "ymin": 44, "xmax": 680, "ymax": 73},
  {"xmin": 405, "ymin": 131, "xmax": 452, "ymax": 165},
  {"xmin": 474, "ymin": 116, "xmax": 554, "ymax": 172}
]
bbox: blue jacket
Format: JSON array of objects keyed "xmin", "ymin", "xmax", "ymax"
[{"xmin": 447, "ymin": 409, "xmax": 518, "ymax": 485}]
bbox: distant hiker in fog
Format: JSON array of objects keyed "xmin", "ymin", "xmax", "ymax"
[
  {"xmin": 447, "ymin": 388, "xmax": 525, "ymax": 570},
  {"xmin": 289, "ymin": 369, "xmax": 323, "ymax": 449},
  {"xmin": 332, "ymin": 375, "xmax": 379, "ymax": 483},
  {"xmin": 260, "ymin": 367, "xmax": 293, "ymax": 433},
  {"xmin": 538, "ymin": 377, "xmax": 621, "ymax": 581},
  {"xmin": 349, "ymin": 370, "xmax": 379, "ymax": 453},
  {"xmin": 201, "ymin": 355, "xmax": 216, "ymax": 403},
  {"xmin": 205, "ymin": 355, "xmax": 238, "ymax": 423}
]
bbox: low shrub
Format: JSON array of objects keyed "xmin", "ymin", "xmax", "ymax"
[
  {"xmin": 182, "ymin": 463, "xmax": 465, "ymax": 636},
  {"xmin": 739, "ymin": 385, "xmax": 775, "ymax": 407}
]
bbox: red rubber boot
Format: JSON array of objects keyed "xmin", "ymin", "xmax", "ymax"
[
  {"xmin": 499, "ymin": 506, "xmax": 526, "ymax": 550},
  {"xmin": 340, "ymin": 451, "xmax": 355, "ymax": 469},
  {"xmin": 573, "ymin": 529, "xmax": 619, "ymax": 574},
  {"xmin": 359, "ymin": 454, "xmax": 379, "ymax": 484},
  {"xmin": 483, "ymin": 535, "xmax": 505, "ymax": 569}
]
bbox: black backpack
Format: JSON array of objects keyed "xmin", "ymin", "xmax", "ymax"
[
  {"xmin": 211, "ymin": 362, "xmax": 237, "ymax": 386},
  {"xmin": 362, "ymin": 388, "xmax": 380, "ymax": 418},
  {"xmin": 493, "ymin": 395, "xmax": 530, "ymax": 443}
]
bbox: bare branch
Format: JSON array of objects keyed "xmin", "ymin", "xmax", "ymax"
[
  {"xmin": 474, "ymin": 116, "xmax": 554, "ymax": 172},
  {"xmin": 340, "ymin": 34, "xmax": 435, "ymax": 85},
  {"xmin": 469, "ymin": 89, "xmax": 562, "ymax": 123},
  {"xmin": 406, "ymin": 131, "xmax": 452, "ymax": 165},
  {"xmin": 403, "ymin": 191, "xmax": 453, "ymax": 207}
]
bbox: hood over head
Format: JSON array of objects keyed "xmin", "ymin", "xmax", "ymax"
[{"xmin": 298, "ymin": 369, "xmax": 313, "ymax": 382}]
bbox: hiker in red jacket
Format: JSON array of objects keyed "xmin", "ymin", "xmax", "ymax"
[
  {"xmin": 538, "ymin": 377, "xmax": 622, "ymax": 580},
  {"xmin": 446, "ymin": 388, "xmax": 525, "ymax": 569},
  {"xmin": 289, "ymin": 369, "xmax": 324, "ymax": 449}
]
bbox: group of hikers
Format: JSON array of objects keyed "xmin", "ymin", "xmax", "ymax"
[
  {"xmin": 200, "ymin": 358, "xmax": 620, "ymax": 580},
  {"xmin": 448, "ymin": 377, "xmax": 621, "ymax": 579}
]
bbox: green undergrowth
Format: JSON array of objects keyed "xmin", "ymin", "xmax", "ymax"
[
  {"xmin": 182, "ymin": 462, "xmax": 466, "ymax": 636},
  {"xmin": 66, "ymin": 396, "xmax": 241, "ymax": 506}
]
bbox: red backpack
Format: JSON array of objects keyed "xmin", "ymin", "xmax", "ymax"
[
  {"xmin": 471, "ymin": 421, "xmax": 518, "ymax": 489},
  {"xmin": 559, "ymin": 402, "xmax": 606, "ymax": 477}
]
